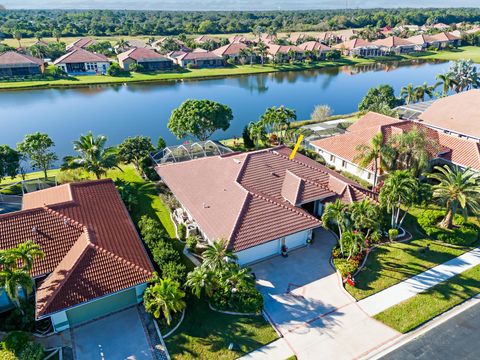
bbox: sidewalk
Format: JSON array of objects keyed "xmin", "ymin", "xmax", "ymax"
[
  {"xmin": 358, "ymin": 247, "xmax": 480, "ymax": 316},
  {"xmin": 240, "ymin": 338, "xmax": 294, "ymax": 360}
]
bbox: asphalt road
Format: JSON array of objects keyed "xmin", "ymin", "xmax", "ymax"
[{"xmin": 382, "ymin": 301, "xmax": 480, "ymax": 360}]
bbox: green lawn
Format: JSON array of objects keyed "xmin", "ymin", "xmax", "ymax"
[
  {"xmin": 374, "ymin": 264, "xmax": 480, "ymax": 333},
  {"xmin": 411, "ymin": 46, "xmax": 480, "ymax": 63},
  {"xmin": 164, "ymin": 297, "xmax": 278, "ymax": 360}
]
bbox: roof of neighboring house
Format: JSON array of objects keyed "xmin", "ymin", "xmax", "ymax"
[
  {"xmin": 267, "ymin": 44, "xmax": 304, "ymax": 56},
  {"xmin": 333, "ymin": 38, "xmax": 371, "ymax": 50},
  {"xmin": 125, "ymin": 39, "xmax": 151, "ymax": 49},
  {"xmin": 297, "ymin": 41, "xmax": 331, "ymax": 52},
  {"xmin": 177, "ymin": 51, "xmax": 223, "ymax": 61},
  {"xmin": 311, "ymin": 111, "xmax": 480, "ymax": 172},
  {"xmin": 418, "ymin": 89, "xmax": 480, "ymax": 139},
  {"xmin": 406, "ymin": 34, "xmax": 437, "ymax": 45},
  {"xmin": 156, "ymin": 146, "xmax": 377, "ymax": 252},
  {"xmin": 315, "ymin": 32, "xmax": 334, "ymax": 41},
  {"xmin": 54, "ymin": 48, "xmax": 109, "ymax": 65},
  {"xmin": 66, "ymin": 37, "xmax": 97, "ymax": 50},
  {"xmin": 466, "ymin": 27, "xmax": 480, "ymax": 34},
  {"xmin": 194, "ymin": 35, "xmax": 220, "ymax": 43},
  {"xmin": 430, "ymin": 32, "xmax": 460, "ymax": 42},
  {"xmin": 433, "ymin": 23, "xmax": 450, "ymax": 29},
  {"xmin": 167, "ymin": 50, "xmax": 188, "ymax": 59},
  {"xmin": 0, "ymin": 180, "xmax": 153, "ymax": 318},
  {"xmin": 288, "ymin": 33, "xmax": 307, "ymax": 43},
  {"xmin": 372, "ymin": 36, "xmax": 414, "ymax": 47},
  {"xmin": 117, "ymin": 47, "xmax": 170, "ymax": 62},
  {"xmin": 213, "ymin": 42, "xmax": 247, "ymax": 57},
  {"xmin": 0, "ymin": 51, "xmax": 44, "ymax": 66},
  {"xmin": 228, "ymin": 35, "xmax": 250, "ymax": 44},
  {"xmin": 32, "ymin": 40, "xmax": 50, "ymax": 47},
  {"xmin": 335, "ymin": 29, "xmax": 358, "ymax": 41}
]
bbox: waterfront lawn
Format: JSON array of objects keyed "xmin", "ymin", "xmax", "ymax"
[
  {"xmin": 346, "ymin": 208, "xmax": 479, "ymax": 300},
  {"xmin": 374, "ymin": 264, "xmax": 480, "ymax": 333},
  {"xmin": 164, "ymin": 297, "xmax": 278, "ymax": 360},
  {"xmin": 412, "ymin": 46, "xmax": 480, "ymax": 63}
]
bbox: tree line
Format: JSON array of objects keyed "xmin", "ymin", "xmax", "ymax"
[{"xmin": 1, "ymin": 8, "xmax": 480, "ymax": 39}]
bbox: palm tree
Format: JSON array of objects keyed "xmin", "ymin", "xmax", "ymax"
[
  {"xmin": 0, "ymin": 267, "xmax": 33, "ymax": 310},
  {"xmin": 238, "ymin": 47, "xmax": 250, "ymax": 65},
  {"xmin": 354, "ymin": 133, "xmax": 394, "ymax": 187},
  {"xmin": 13, "ymin": 30, "xmax": 22, "ymax": 48},
  {"xmin": 415, "ymin": 82, "xmax": 436, "ymax": 102},
  {"xmin": 436, "ymin": 73, "xmax": 456, "ymax": 96},
  {"xmin": 62, "ymin": 132, "xmax": 119, "ymax": 179},
  {"xmin": 256, "ymin": 41, "xmax": 268, "ymax": 65},
  {"xmin": 143, "ymin": 276, "xmax": 186, "ymax": 325},
  {"xmin": 427, "ymin": 165, "xmax": 480, "ymax": 229},
  {"xmin": 10, "ymin": 240, "xmax": 44, "ymax": 272},
  {"xmin": 379, "ymin": 170, "xmax": 419, "ymax": 229},
  {"xmin": 146, "ymin": 36, "xmax": 156, "ymax": 47},
  {"xmin": 322, "ymin": 199, "xmax": 349, "ymax": 255},
  {"xmin": 116, "ymin": 39, "xmax": 130, "ymax": 53},
  {"xmin": 341, "ymin": 230, "xmax": 365, "ymax": 260},
  {"xmin": 202, "ymin": 239, "xmax": 237, "ymax": 271},
  {"xmin": 400, "ymin": 83, "xmax": 417, "ymax": 104},
  {"xmin": 223, "ymin": 264, "xmax": 253, "ymax": 290},
  {"xmin": 350, "ymin": 199, "xmax": 379, "ymax": 238},
  {"xmin": 186, "ymin": 266, "xmax": 214, "ymax": 298},
  {"xmin": 248, "ymin": 122, "xmax": 267, "ymax": 149},
  {"xmin": 52, "ymin": 29, "xmax": 62, "ymax": 43}
]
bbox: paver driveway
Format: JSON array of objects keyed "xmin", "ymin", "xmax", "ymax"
[
  {"xmin": 72, "ymin": 306, "xmax": 154, "ymax": 360},
  {"xmin": 251, "ymin": 229, "xmax": 400, "ymax": 360}
]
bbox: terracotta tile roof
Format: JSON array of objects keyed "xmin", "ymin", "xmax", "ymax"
[
  {"xmin": 157, "ymin": 147, "xmax": 375, "ymax": 252},
  {"xmin": 0, "ymin": 51, "xmax": 44, "ymax": 66},
  {"xmin": 177, "ymin": 51, "xmax": 222, "ymax": 61},
  {"xmin": 267, "ymin": 45, "xmax": 304, "ymax": 56},
  {"xmin": 407, "ymin": 34, "xmax": 437, "ymax": 45},
  {"xmin": 418, "ymin": 90, "xmax": 480, "ymax": 139},
  {"xmin": 0, "ymin": 180, "xmax": 153, "ymax": 318},
  {"xmin": 298, "ymin": 41, "xmax": 331, "ymax": 52},
  {"xmin": 333, "ymin": 38, "xmax": 371, "ymax": 50},
  {"xmin": 66, "ymin": 37, "xmax": 97, "ymax": 50},
  {"xmin": 430, "ymin": 32, "xmax": 460, "ymax": 42},
  {"xmin": 213, "ymin": 42, "xmax": 247, "ymax": 56},
  {"xmin": 372, "ymin": 36, "xmax": 414, "ymax": 47},
  {"xmin": 117, "ymin": 47, "xmax": 170, "ymax": 62},
  {"xmin": 54, "ymin": 48, "xmax": 109, "ymax": 65},
  {"xmin": 194, "ymin": 35, "xmax": 220, "ymax": 44},
  {"xmin": 228, "ymin": 35, "xmax": 250, "ymax": 44}
]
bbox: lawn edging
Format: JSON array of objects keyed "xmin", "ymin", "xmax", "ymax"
[
  {"xmin": 208, "ymin": 302, "xmax": 260, "ymax": 316},
  {"xmin": 162, "ymin": 308, "xmax": 186, "ymax": 339}
]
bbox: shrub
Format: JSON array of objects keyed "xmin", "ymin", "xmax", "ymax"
[
  {"xmin": 242, "ymin": 125, "xmax": 255, "ymax": 149},
  {"xmin": 107, "ymin": 62, "xmax": 129, "ymax": 77},
  {"xmin": 138, "ymin": 216, "xmax": 168, "ymax": 248},
  {"xmin": 186, "ymin": 63, "xmax": 197, "ymax": 69},
  {"xmin": 2, "ymin": 332, "xmax": 30, "ymax": 355},
  {"xmin": 388, "ymin": 229, "xmax": 399, "ymax": 242},
  {"xmin": 333, "ymin": 257, "xmax": 360, "ymax": 277},
  {"xmin": 310, "ymin": 104, "xmax": 332, "ymax": 122},
  {"xmin": 226, "ymin": 58, "xmax": 236, "ymax": 65},
  {"xmin": 161, "ymin": 261, "xmax": 187, "ymax": 284},
  {"xmin": 177, "ymin": 223, "xmax": 186, "ymax": 240},
  {"xmin": 0, "ymin": 350, "xmax": 17, "ymax": 360},
  {"xmin": 129, "ymin": 63, "xmax": 145, "ymax": 73},
  {"xmin": 186, "ymin": 235, "xmax": 198, "ymax": 252},
  {"xmin": 152, "ymin": 241, "xmax": 180, "ymax": 265},
  {"xmin": 18, "ymin": 342, "xmax": 44, "ymax": 360},
  {"xmin": 211, "ymin": 284, "xmax": 263, "ymax": 313}
]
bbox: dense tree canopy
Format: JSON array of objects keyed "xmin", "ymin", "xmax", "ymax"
[
  {"xmin": 16, "ymin": 132, "xmax": 57, "ymax": 180},
  {"xmin": 0, "ymin": 145, "xmax": 20, "ymax": 182},
  {"xmin": 1, "ymin": 8, "xmax": 479, "ymax": 38}
]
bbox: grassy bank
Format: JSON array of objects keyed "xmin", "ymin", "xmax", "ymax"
[{"xmin": 374, "ymin": 265, "xmax": 480, "ymax": 333}]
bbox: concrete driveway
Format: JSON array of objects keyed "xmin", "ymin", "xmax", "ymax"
[
  {"xmin": 71, "ymin": 306, "xmax": 154, "ymax": 360},
  {"xmin": 251, "ymin": 229, "xmax": 400, "ymax": 360}
]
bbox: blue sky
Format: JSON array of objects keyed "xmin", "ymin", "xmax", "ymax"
[{"xmin": 3, "ymin": 0, "xmax": 479, "ymax": 10}]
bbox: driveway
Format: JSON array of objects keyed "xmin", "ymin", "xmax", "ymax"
[
  {"xmin": 251, "ymin": 229, "xmax": 400, "ymax": 360},
  {"xmin": 71, "ymin": 306, "xmax": 154, "ymax": 360}
]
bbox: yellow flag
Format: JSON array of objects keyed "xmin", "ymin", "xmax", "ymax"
[{"xmin": 289, "ymin": 135, "xmax": 304, "ymax": 160}]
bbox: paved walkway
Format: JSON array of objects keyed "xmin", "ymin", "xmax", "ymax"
[
  {"xmin": 240, "ymin": 338, "xmax": 293, "ymax": 360},
  {"xmin": 358, "ymin": 247, "xmax": 480, "ymax": 316}
]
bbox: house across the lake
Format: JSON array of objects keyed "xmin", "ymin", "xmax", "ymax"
[
  {"xmin": 173, "ymin": 51, "xmax": 224, "ymax": 68},
  {"xmin": 117, "ymin": 47, "xmax": 174, "ymax": 71},
  {"xmin": 66, "ymin": 37, "xmax": 97, "ymax": 51},
  {"xmin": 0, "ymin": 51, "xmax": 45, "ymax": 77},
  {"xmin": 54, "ymin": 48, "xmax": 110, "ymax": 75},
  {"xmin": 0, "ymin": 180, "xmax": 154, "ymax": 332},
  {"xmin": 156, "ymin": 146, "xmax": 376, "ymax": 265}
]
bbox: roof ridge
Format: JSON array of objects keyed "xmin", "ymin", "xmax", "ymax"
[{"xmin": 227, "ymin": 191, "xmax": 253, "ymax": 249}]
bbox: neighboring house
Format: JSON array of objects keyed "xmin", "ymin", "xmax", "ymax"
[
  {"xmin": 228, "ymin": 35, "xmax": 252, "ymax": 45},
  {"xmin": 334, "ymin": 29, "xmax": 358, "ymax": 43},
  {"xmin": 297, "ymin": 41, "xmax": 331, "ymax": 57},
  {"xmin": 117, "ymin": 47, "xmax": 174, "ymax": 71},
  {"xmin": 54, "ymin": 48, "xmax": 110, "ymax": 75},
  {"xmin": 156, "ymin": 146, "xmax": 377, "ymax": 265},
  {"xmin": 0, "ymin": 180, "xmax": 154, "ymax": 332},
  {"xmin": 0, "ymin": 51, "xmax": 45, "ymax": 77},
  {"xmin": 32, "ymin": 40, "xmax": 50, "ymax": 47},
  {"xmin": 267, "ymin": 44, "xmax": 305, "ymax": 62},
  {"xmin": 310, "ymin": 112, "xmax": 480, "ymax": 184},
  {"xmin": 66, "ymin": 37, "xmax": 97, "ymax": 51},
  {"xmin": 406, "ymin": 34, "xmax": 438, "ymax": 50},
  {"xmin": 333, "ymin": 39, "xmax": 380, "ymax": 57},
  {"xmin": 194, "ymin": 35, "xmax": 221, "ymax": 45},
  {"xmin": 316, "ymin": 32, "xmax": 340, "ymax": 44},
  {"xmin": 433, "ymin": 23, "xmax": 451, "ymax": 30},
  {"xmin": 413, "ymin": 89, "xmax": 480, "ymax": 142},
  {"xmin": 429, "ymin": 32, "xmax": 461, "ymax": 47},
  {"xmin": 213, "ymin": 42, "xmax": 248, "ymax": 62},
  {"xmin": 174, "ymin": 51, "xmax": 224, "ymax": 68},
  {"xmin": 258, "ymin": 33, "xmax": 277, "ymax": 44},
  {"xmin": 371, "ymin": 36, "xmax": 416, "ymax": 54},
  {"xmin": 288, "ymin": 33, "xmax": 309, "ymax": 44},
  {"xmin": 466, "ymin": 26, "xmax": 480, "ymax": 34},
  {"xmin": 153, "ymin": 37, "xmax": 190, "ymax": 52},
  {"xmin": 397, "ymin": 24, "xmax": 420, "ymax": 32}
]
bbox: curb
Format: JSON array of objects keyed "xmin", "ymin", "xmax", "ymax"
[{"xmin": 162, "ymin": 308, "xmax": 185, "ymax": 339}]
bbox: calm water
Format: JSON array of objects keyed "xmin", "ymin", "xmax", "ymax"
[{"xmin": 0, "ymin": 60, "xmax": 451, "ymax": 159}]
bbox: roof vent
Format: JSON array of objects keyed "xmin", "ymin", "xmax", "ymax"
[
  {"xmin": 32, "ymin": 226, "xmax": 37, "ymax": 233},
  {"xmin": 233, "ymin": 158, "xmax": 241, "ymax": 164},
  {"xmin": 64, "ymin": 219, "xmax": 69, "ymax": 226},
  {"xmin": 203, "ymin": 202, "xmax": 210, "ymax": 209},
  {"xmin": 270, "ymin": 172, "xmax": 279, "ymax": 177}
]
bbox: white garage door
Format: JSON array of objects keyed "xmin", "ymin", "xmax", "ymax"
[
  {"xmin": 285, "ymin": 230, "xmax": 308, "ymax": 250},
  {"xmin": 235, "ymin": 239, "xmax": 280, "ymax": 265}
]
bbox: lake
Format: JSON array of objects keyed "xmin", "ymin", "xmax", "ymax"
[{"xmin": 0, "ymin": 60, "xmax": 451, "ymax": 159}]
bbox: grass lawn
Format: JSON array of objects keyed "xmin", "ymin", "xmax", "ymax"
[
  {"xmin": 164, "ymin": 297, "xmax": 278, "ymax": 360},
  {"xmin": 346, "ymin": 207, "xmax": 480, "ymax": 300},
  {"xmin": 374, "ymin": 264, "xmax": 480, "ymax": 333},
  {"xmin": 411, "ymin": 46, "xmax": 480, "ymax": 63}
]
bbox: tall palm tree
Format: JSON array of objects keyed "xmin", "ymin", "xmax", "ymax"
[
  {"xmin": 436, "ymin": 73, "xmax": 456, "ymax": 96},
  {"xmin": 116, "ymin": 39, "xmax": 130, "ymax": 53},
  {"xmin": 186, "ymin": 266, "xmax": 214, "ymax": 298},
  {"xmin": 10, "ymin": 240, "xmax": 44, "ymax": 272},
  {"xmin": 13, "ymin": 30, "xmax": 22, "ymax": 48},
  {"xmin": 379, "ymin": 170, "xmax": 418, "ymax": 229},
  {"xmin": 350, "ymin": 199, "xmax": 379, "ymax": 238},
  {"xmin": 255, "ymin": 41, "xmax": 268, "ymax": 65},
  {"xmin": 52, "ymin": 29, "xmax": 62, "ymax": 43},
  {"xmin": 238, "ymin": 47, "xmax": 250, "ymax": 65},
  {"xmin": 223, "ymin": 264, "xmax": 253, "ymax": 289},
  {"xmin": 354, "ymin": 133, "xmax": 394, "ymax": 187},
  {"xmin": 202, "ymin": 239, "xmax": 237, "ymax": 272},
  {"xmin": 248, "ymin": 122, "xmax": 267, "ymax": 149},
  {"xmin": 62, "ymin": 132, "xmax": 119, "ymax": 179},
  {"xmin": 0, "ymin": 267, "xmax": 33, "ymax": 310},
  {"xmin": 322, "ymin": 199, "xmax": 349, "ymax": 255},
  {"xmin": 415, "ymin": 82, "xmax": 436, "ymax": 102},
  {"xmin": 341, "ymin": 230, "xmax": 365, "ymax": 260},
  {"xmin": 143, "ymin": 276, "xmax": 186, "ymax": 325},
  {"xmin": 400, "ymin": 83, "xmax": 417, "ymax": 104},
  {"xmin": 427, "ymin": 165, "xmax": 480, "ymax": 229}
]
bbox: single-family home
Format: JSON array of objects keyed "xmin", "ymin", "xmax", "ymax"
[
  {"xmin": 334, "ymin": 29, "xmax": 358, "ymax": 43},
  {"xmin": 54, "ymin": 48, "xmax": 110, "ymax": 75},
  {"xmin": 433, "ymin": 23, "xmax": 451, "ymax": 31},
  {"xmin": 297, "ymin": 41, "xmax": 331, "ymax": 58},
  {"xmin": 258, "ymin": 33, "xmax": 277, "ymax": 44},
  {"xmin": 288, "ymin": 33, "xmax": 309, "ymax": 44},
  {"xmin": 117, "ymin": 47, "xmax": 174, "ymax": 71},
  {"xmin": 333, "ymin": 39, "xmax": 380, "ymax": 57},
  {"xmin": 396, "ymin": 24, "xmax": 420, "ymax": 32},
  {"xmin": 228, "ymin": 35, "xmax": 252, "ymax": 45},
  {"xmin": 267, "ymin": 45, "xmax": 305, "ymax": 62},
  {"xmin": 0, "ymin": 180, "xmax": 154, "ymax": 332},
  {"xmin": 309, "ymin": 112, "xmax": 480, "ymax": 184},
  {"xmin": 406, "ymin": 34, "xmax": 437, "ymax": 51},
  {"xmin": 213, "ymin": 42, "xmax": 248, "ymax": 62},
  {"xmin": 174, "ymin": 51, "xmax": 224, "ymax": 68},
  {"xmin": 0, "ymin": 51, "xmax": 45, "ymax": 77},
  {"xmin": 153, "ymin": 37, "xmax": 191, "ymax": 52},
  {"xmin": 66, "ymin": 37, "xmax": 97, "ymax": 51},
  {"xmin": 371, "ymin": 36, "xmax": 416, "ymax": 54},
  {"xmin": 429, "ymin": 32, "xmax": 461, "ymax": 48},
  {"xmin": 194, "ymin": 35, "xmax": 221, "ymax": 45},
  {"xmin": 466, "ymin": 26, "xmax": 480, "ymax": 35},
  {"xmin": 156, "ymin": 146, "xmax": 377, "ymax": 265},
  {"xmin": 379, "ymin": 26, "xmax": 394, "ymax": 36}
]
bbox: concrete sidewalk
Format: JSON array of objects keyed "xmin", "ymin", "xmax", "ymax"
[
  {"xmin": 240, "ymin": 338, "xmax": 293, "ymax": 360},
  {"xmin": 359, "ymin": 247, "xmax": 480, "ymax": 316}
]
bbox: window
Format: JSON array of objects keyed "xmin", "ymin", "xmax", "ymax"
[
  {"xmin": 367, "ymin": 172, "xmax": 372, "ymax": 180},
  {"xmin": 330, "ymin": 154, "xmax": 334, "ymax": 162},
  {"xmin": 342, "ymin": 160, "xmax": 347, "ymax": 168}
]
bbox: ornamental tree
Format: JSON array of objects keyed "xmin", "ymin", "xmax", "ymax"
[
  {"xmin": 168, "ymin": 99, "xmax": 233, "ymax": 141},
  {"xmin": 118, "ymin": 136, "xmax": 154, "ymax": 172},
  {"xmin": 17, "ymin": 132, "xmax": 57, "ymax": 180},
  {"xmin": 0, "ymin": 145, "xmax": 20, "ymax": 182}
]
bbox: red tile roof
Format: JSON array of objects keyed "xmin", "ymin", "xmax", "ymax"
[
  {"xmin": 0, "ymin": 180, "xmax": 153, "ymax": 318},
  {"xmin": 0, "ymin": 51, "xmax": 44, "ymax": 66},
  {"xmin": 177, "ymin": 51, "xmax": 222, "ymax": 61},
  {"xmin": 267, "ymin": 44, "xmax": 304, "ymax": 56},
  {"xmin": 117, "ymin": 47, "xmax": 170, "ymax": 62},
  {"xmin": 333, "ymin": 38, "xmax": 371, "ymax": 50},
  {"xmin": 54, "ymin": 48, "xmax": 109, "ymax": 65},
  {"xmin": 194, "ymin": 35, "xmax": 220, "ymax": 44},
  {"xmin": 156, "ymin": 147, "xmax": 376, "ymax": 252},
  {"xmin": 372, "ymin": 36, "xmax": 414, "ymax": 47},
  {"xmin": 66, "ymin": 37, "xmax": 97, "ymax": 50},
  {"xmin": 298, "ymin": 41, "xmax": 331, "ymax": 52},
  {"xmin": 430, "ymin": 32, "xmax": 460, "ymax": 42},
  {"xmin": 213, "ymin": 42, "xmax": 247, "ymax": 57},
  {"xmin": 407, "ymin": 34, "xmax": 437, "ymax": 45}
]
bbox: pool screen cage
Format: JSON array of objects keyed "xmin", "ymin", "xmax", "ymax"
[{"xmin": 151, "ymin": 140, "xmax": 233, "ymax": 165}]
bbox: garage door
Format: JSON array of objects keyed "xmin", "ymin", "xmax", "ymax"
[
  {"xmin": 285, "ymin": 231, "xmax": 307, "ymax": 250},
  {"xmin": 236, "ymin": 239, "xmax": 280, "ymax": 265},
  {"xmin": 67, "ymin": 288, "xmax": 137, "ymax": 328}
]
